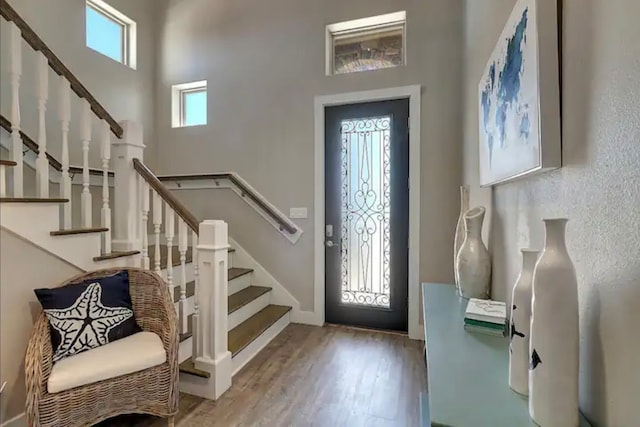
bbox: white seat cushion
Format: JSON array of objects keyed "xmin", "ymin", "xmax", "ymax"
[{"xmin": 48, "ymin": 331, "xmax": 166, "ymax": 393}]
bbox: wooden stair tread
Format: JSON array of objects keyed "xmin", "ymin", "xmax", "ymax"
[
  {"xmin": 228, "ymin": 286, "xmax": 271, "ymax": 314},
  {"xmin": 148, "ymin": 245, "xmax": 235, "ymax": 268},
  {"xmin": 173, "ymin": 280, "xmax": 195, "ymax": 303},
  {"xmin": 228, "ymin": 305, "xmax": 292, "ymax": 357},
  {"xmin": 93, "ymin": 250, "xmax": 140, "ymax": 261},
  {"xmin": 229, "ymin": 267, "xmax": 253, "ymax": 281},
  {"xmin": 179, "ymin": 358, "xmax": 210, "ymax": 379},
  {"xmin": 179, "ymin": 313, "xmax": 193, "ymax": 342},
  {"xmin": 0, "ymin": 160, "xmax": 17, "ymax": 166},
  {"xmin": 50, "ymin": 227, "xmax": 108, "ymax": 236},
  {"xmin": 0, "ymin": 197, "xmax": 69, "ymax": 203}
]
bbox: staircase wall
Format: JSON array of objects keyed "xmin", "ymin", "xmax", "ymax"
[
  {"xmin": 0, "ymin": 229, "xmax": 82, "ymax": 425},
  {"xmin": 0, "ymin": 0, "xmax": 162, "ymax": 169}
]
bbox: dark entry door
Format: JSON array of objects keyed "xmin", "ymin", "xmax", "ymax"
[{"xmin": 325, "ymin": 99, "xmax": 409, "ymax": 332}]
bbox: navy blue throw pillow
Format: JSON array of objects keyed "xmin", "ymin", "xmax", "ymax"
[{"xmin": 34, "ymin": 271, "xmax": 141, "ymax": 362}]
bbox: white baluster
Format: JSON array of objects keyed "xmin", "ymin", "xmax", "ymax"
[
  {"xmin": 165, "ymin": 205, "xmax": 175, "ymax": 286},
  {"xmin": 152, "ymin": 191, "xmax": 162, "ymax": 273},
  {"xmin": 178, "ymin": 219, "xmax": 189, "ymax": 334},
  {"xmin": 0, "ymin": 164, "xmax": 6, "ymax": 197},
  {"xmin": 10, "ymin": 23, "xmax": 23, "ymax": 197},
  {"xmin": 191, "ymin": 230, "xmax": 200, "ymax": 358},
  {"xmin": 100, "ymin": 120, "xmax": 111, "ymax": 252},
  {"xmin": 59, "ymin": 77, "xmax": 72, "ymax": 228},
  {"xmin": 140, "ymin": 181, "xmax": 150, "ymax": 269},
  {"xmin": 80, "ymin": 100, "xmax": 92, "ymax": 227},
  {"xmin": 35, "ymin": 52, "xmax": 49, "ymax": 197}
]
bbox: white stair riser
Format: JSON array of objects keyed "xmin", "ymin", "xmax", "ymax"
[
  {"xmin": 228, "ymin": 273, "xmax": 252, "ymax": 296},
  {"xmin": 231, "ymin": 311, "xmax": 290, "ymax": 376},
  {"xmin": 158, "ymin": 263, "xmax": 194, "ymax": 285},
  {"xmin": 173, "ymin": 294, "xmax": 195, "ymax": 318},
  {"xmin": 227, "ymin": 292, "xmax": 270, "ymax": 331},
  {"xmin": 179, "ymin": 336, "xmax": 193, "ymax": 364}
]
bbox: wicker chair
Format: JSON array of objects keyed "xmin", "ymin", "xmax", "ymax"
[{"xmin": 25, "ymin": 268, "xmax": 179, "ymax": 427}]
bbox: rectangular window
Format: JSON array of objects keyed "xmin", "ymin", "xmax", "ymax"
[
  {"xmin": 85, "ymin": 0, "xmax": 137, "ymax": 68},
  {"xmin": 172, "ymin": 81, "xmax": 208, "ymax": 128},
  {"xmin": 326, "ymin": 11, "xmax": 406, "ymax": 76}
]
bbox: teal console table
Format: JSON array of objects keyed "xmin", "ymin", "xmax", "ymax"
[{"xmin": 421, "ymin": 282, "xmax": 591, "ymax": 427}]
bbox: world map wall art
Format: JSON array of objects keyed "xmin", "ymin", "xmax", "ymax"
[{"xmin": 478, "ymin": 0, "xmax": 561, "ymax": 186}]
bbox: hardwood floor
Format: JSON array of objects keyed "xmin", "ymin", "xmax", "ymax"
[{"xmin": 99, "ymin": 324, "xmax": 426, "ymax": 427}]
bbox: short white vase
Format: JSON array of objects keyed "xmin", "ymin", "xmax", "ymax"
[
  {"xmin": 529, "ymin": 219, "xmax": 579, "ymax": 427},
  {"xmin": 454, "ymin": 186, "xmax": 470, "ymax": 294},
  {"xmin": 455, "ymin": 207, "xmax": 491, "ymax": 299},
  {"xmin": 508, "ymin": 249, "xmax": 539, "ymax": 396}
]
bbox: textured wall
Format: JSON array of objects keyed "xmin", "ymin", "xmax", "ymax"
[
  {"xmin": 155, "ymin": 0, "xmax": 464, "ymax": 311},
  {"xmin": 463, "ymin": 1, "xmax": 640, "ymax": 425}
]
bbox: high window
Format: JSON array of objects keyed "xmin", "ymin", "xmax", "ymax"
[
  {"xmin": 85, "ymin": 0, "xmax": 137, "ymax": 68},
  {"xmin": 172, "ymin": 81, "xmax": 208, "ymax": 128},
  {"xmin": 326, "ymin": 11, "xmax": 406, "ymax": 75}
]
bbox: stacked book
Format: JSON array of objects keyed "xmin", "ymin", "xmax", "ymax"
[{"xmin": 464, "ymin": 298, "xmax": 507, "ymax": 336}]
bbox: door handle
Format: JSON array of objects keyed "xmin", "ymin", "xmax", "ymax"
[{"xmin": 325, "ymin": 240, "xmax": 337, "ymax": 248}]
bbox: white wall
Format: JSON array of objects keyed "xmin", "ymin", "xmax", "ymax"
[
  {"xmin": 0, "ymin": 0, "xmax": 161, "ymax": 169},
  {"xmin": 155, "ymin": 0, "xmax": 464, "ymax": 311},
  {"xmin": 463, "ymin": 1, "xmax": 640, "ymax": 425},
  {"xmin": 0, "ymin": 230, "xmax": 82, "ymax": 424}
]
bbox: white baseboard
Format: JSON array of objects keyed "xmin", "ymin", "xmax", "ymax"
[
  {"xmin": 1, "ymin": 413, "xmax": 26, "ymax": 427},
  {"xmin": 290, "ymin": 309, "xmax": 323, "ymax": 326}
]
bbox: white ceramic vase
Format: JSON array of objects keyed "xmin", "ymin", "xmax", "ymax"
[
  {"xmin": 529, "ymin": 219, "xmax": 579, "ymax": 427},
  {"xmin": 508, "ymin": 249, "xmax": 539, "ymax": 396},
  {"xmin": 454, "ymin": 186, "xmax": 470, "ymax": 294},
  {"xmin": 455, "ymin": 207, "xmax": 491, "ymax": 299}
]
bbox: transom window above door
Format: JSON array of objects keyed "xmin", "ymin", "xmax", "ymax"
[
  {"xmin": 326, "ymin": 11, "xmax": 406, "ymax": 75},
  {"xmin": 85, "ymin": 0, "xmax": 137, "ymax": 68}
]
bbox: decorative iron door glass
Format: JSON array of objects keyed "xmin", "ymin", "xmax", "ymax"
[{"xmin": 325, "ymin": 100, "xmax": 409, "ymax": 331}]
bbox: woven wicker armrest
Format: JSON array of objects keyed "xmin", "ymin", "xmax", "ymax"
[{"xmin": 24, "ymin": 315, "xmax": 54, "ymax": 414}]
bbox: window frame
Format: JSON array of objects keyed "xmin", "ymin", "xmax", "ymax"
[
  {"xmin": 172, "ymin": 81, "xmax": 208, "ymax": 128},
  {"xmin": 326, "ymin": 11, "xmax": 407, "ymax": 76},
  {"xmin": 85, "ymin": 0, "xmax": 137, "ymax": 69}
]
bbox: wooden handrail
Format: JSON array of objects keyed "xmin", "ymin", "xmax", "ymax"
[
  {"xmin": 0, "ymin": 0, "xmax": 123, "ymax": 139},
  {"xmin": 156, "ymin": 173, "xmax": 298, "ymax": 235},
  {"xmin": 0, "ymin": 114, "xmax": 113, "ymax": 177},
  {"xmin": 133, "ymin": 159, "xmax": 200, "ymax": 234}
]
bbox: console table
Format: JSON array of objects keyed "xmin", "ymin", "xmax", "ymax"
[{"xmin": 420, "ymin": 282, "xmax": 591, "ymax": 426}]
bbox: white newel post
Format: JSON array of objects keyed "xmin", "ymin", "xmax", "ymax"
[
  {"xmin": 111, "ymin": 121, "xmax": 144, "ymax": 252},
  {"xmin": 193, "ymin": 220, "xmax": 231, "ymax": 400}
]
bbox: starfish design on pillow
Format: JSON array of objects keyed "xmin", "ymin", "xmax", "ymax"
[{"xmin": 44, "ymin": 282, "xmax": 134, "ymax": 361}]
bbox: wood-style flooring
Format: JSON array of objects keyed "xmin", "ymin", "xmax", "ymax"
[{"xmin": 98, "ymin": 324, "xmax": 426, "ymax": 427}]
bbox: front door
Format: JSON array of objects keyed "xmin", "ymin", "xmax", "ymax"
[{"xmin": 325, "ymin": 99, "xmax": 409, "ymax": 332}]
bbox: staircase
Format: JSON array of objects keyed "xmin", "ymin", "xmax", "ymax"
[
  {"xmin": 147, "ymin": 245, "xmax": 292, "ymax": 379},
  {"xmin": 0, "ymin": 0, "xmax": 297, "ymax": 403}
]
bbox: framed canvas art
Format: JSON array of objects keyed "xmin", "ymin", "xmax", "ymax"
[{"xmin": 478, "ymin": 0, "xmax": 561, "ymax": 186}]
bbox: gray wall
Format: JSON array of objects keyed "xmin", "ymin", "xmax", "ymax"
[
  {"xmin": 463, "ymin": 1, "xmax": 640, "ymax": 425},
  {"xmin": 155, "ymin": 0, "xmax": 464, "ymax": 310},
  {"xmin": 0, "ymin": 0, "xmax": 161, "ymax": 169},
  {"xmin": 0, "ymin": 230, "xmax": 82, "ymax": 423}
]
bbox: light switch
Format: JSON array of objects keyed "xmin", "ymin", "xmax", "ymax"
[{"xmin": 289, "ymin": 207, "xmax": 308, "ymax": 219}]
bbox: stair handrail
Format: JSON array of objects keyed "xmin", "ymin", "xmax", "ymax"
[
  {"xmin": 133, "ymin": 159, "xmax": 200, "ymax": 234},
  {"xmin": 0, "ymin": 114, "xmax": 113, "ymax": 178},
  {"xmin": 0, "ymin": 0, "xmax": 123, "ymax": 138},
  {"xmin": 157, "ymin": 173, "xmax": 298, "ymax": 235}
]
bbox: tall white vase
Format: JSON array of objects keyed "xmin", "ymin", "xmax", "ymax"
[
  {"xmin": 454, "ymin": 186, "xmax": 470, "ymax": 294},
  {"xmin": 509, "ymin": 249, "xmax": 539, "ymax": 396},
  {"xmin": 455, "ymin": 207, "xmax": 491, "ymax": 299},
  {"xmin": 529, "ymin": 219, "xmax": 579, "ymax": 427}
]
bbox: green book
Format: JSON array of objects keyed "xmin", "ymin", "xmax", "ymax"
[{"xmin": 464, "ymin": 318, "xmax": 506, "ymax": 331}]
